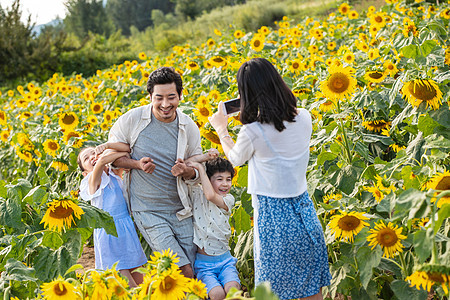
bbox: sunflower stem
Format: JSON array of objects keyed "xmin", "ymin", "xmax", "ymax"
[
  {"xmin": 336, "ymin": 101, "xmax": 352, "ymax": 164},
  {"xmin": 430, "ymin": 200, "xmax": 438, "ymax": 265},
  {"xmin": 399, "ymin": 251, "xmax": 408, "ymax": 278}
]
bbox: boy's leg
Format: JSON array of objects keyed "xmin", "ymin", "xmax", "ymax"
[
  {"xmin": 224, "ymin": 281, "xmax": 241, "ymax": 294},
  {"xmin": 208, "ymin": 286, "xmax": 226, "ymax": 300}
]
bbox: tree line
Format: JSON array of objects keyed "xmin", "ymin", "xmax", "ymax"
[{"xmin": 0, "ymin": 0, "xmax": 245, "ymax": 86}]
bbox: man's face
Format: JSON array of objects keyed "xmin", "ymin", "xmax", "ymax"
[{"xmin": 150, "ymin": 83, "xmax": 180, "ymax": 123}]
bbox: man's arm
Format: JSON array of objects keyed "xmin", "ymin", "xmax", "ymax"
[
  {"xmin": 113, "ymin": 156, "xmax": 156, "ymax": 174},
  {"xmin": 95, "ymin": 142, "xmax": 131, "ymax": 155}
]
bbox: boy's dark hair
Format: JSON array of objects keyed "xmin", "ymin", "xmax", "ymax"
[
  {"xmin": 237, "ymin": 57, "xmax": 298, "ymax": 132},
  {"xmin": 146, "ymin": 67, "xmax": 183, "ymax": 96},
  {"xmin": 205, "ymin": 157, "xmax": 235, "ymax": 179}
]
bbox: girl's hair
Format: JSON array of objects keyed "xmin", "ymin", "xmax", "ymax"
[
  {"xmin": 77, "ymin": 147, "xmax": 94, "ymax": 172},
  {"xmin": 237, "ymin": 57, "xmax": 298, "ymax": 132},
  {"xmin": 205, "ymin": 157, "xmax": 235, "ymax": 179}
]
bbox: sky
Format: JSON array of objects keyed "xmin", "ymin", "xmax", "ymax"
[{"xmin": 0, "ymin": 0, "xmax": 67, "ymax": 25}]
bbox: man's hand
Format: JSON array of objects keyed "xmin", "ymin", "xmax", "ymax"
[
  {"xmin": 171, "ymin": 158, "xmax": 195, "ymax": 179},
  {"xmin": 139, "ymin": 157, "xmax": 156, "ymax": 174}
]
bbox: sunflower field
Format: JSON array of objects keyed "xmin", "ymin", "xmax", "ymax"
[{"xmin": 0, "ymin": 0, "xmax": 449, "ymax": 299}]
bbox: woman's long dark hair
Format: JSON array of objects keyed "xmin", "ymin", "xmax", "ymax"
[{"xmin": 237, "ymin": 58, "xmax": 298, "ymax": 132}]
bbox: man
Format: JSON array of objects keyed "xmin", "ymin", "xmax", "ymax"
[{"xmin": 108, "ymin": 67, "xmax": 202, "ymax": 278}]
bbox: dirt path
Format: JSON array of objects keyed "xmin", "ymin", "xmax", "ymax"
[{"xmin": 77, "ymin": 244, "xmax": 95, "ymax": 271}]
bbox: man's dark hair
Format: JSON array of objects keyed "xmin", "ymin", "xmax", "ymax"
[
  {"xmin": 146, "ymin": 67, "xmax": 183, "ymax": 96},
  {"xmin": 237, "ymin": 57, "xmax": 298, "ymax": 132},
  {"xmin": 205, "ymin": 157, "xmax": 235, "ymax": 179}
]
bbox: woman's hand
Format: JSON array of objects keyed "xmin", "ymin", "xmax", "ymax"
[{"xmin": 209, "ymin": 102, "xmax": 229, "ymax": 136}]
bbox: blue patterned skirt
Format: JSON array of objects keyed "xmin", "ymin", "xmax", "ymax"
[{"xmin": 253, "ymin": 192, "xmax": 332, "ymax": 299}]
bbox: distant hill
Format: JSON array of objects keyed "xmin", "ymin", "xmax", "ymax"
[{"xmin": 32, "ymin": 18, "xmax": 63, "ymax": 35}]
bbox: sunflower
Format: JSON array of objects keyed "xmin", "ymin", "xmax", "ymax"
[
  {"xmin": 320, "ymin": 64, "xmax": 357, "ymax": 101},
  {"xmin": 425, "ymin": 170, "xmax": 450, "ymax": 208},
  {"xmin": 41, "ymin": 276, "xmax": 79, "ymax": 299},
  {"xmin": 328, "ymin": 211, "xmax": 370, "ymax": 242},
  {"xmin": 338, "ymin": 3, "xmax": 350, "ymax": 15},
  {"xmin": 401, "ymin": 79, "xmax": 443, "ymax": 110},
  {"xmin": 288, "ymin": 59, "xmax": 302, "ymax": 74},
  {"xmin": 364, "ymin": 71, "xmax": 387, "ymax": 83},
  {"xmin": 320, "ymin": 99, "xmax": 336, "ymax": 112},
  {"xmin": 367, "ymin": 221, "xmax": 406, "ymax": 258},
  {"xmin": 186, "ymin": 61, "xmax": 200, "ymax": 71},
  {"xmin": 250, "ymin": 35, "xmax": 265, "ymax": 52},
  {"xmin": 90, "ymin": 270, "xmax": 109, "ymax": 299},
  {"xmin": 201, "ymin": 128, "xmax": 221, "ymax": 145},
  {"xmin": 188, "ymin": 278, "xmax": 207, "ymax": 299},
  {"xmin": 87, "ymin": 115, "xmax": 99, "ymax": 125},
  {"xmin": 327, "ymin": 41, "xmax": 337, "ymax": 51},
  {"xmin": 368, "ymin": 48, "xmax": 380, "ymax": 60},
  {"xmin": 108, "ymin": 274, "xmax": 129, "ymax": 300},
  {"xmin": 16, "ymin": 148, "xmax": 33, "ymax": 163},
  {"xmin": 0, "ymin": 130, "xmax": 10, "ymax": 142},
  {"xmin": 364, "ymin": 185, "xmax": 385, "ymax": 202},
  {"xmin": 103, "ymin": 110, "xmax": 115, "ymax": 123},
  {"xmin": 406, "ymin": 265, "xmax": 450, "ymax": 295},
  {"xmin": 194, "ymin": 103, "xmax": 213, "ymax": 126},
  {"xmin": 43, "ymin": 139, "xmax": 60, "ymax": 157},
  {"xmin": 214, "ymin": 28, "xmax": 222, "ymax": 36},
  {"xmin": 362, "ymin": 119, "xmax": 391, "ymax": 132},
  {"xmin": 391, "ymin": 143, "xmax": 406, "ymax": 153},
  {"xmin": 152, "ymin": 269, "xmax": 190, "ymax": 300},
  {"xmin": 383, "ymin": 60, "xmax": 399, "ymax": 77},
  {"xmin": 63, "ymin": 131, "xmax": 81, "ymax": 144},
  {"xmin": 348, "ymin": 10, "xmax": 359, "ymax": 19},
  {"xmin": 51, "ymin": 161, "xmax": 69, "ymax": 172},
  {"xmin": 41, "ymin": 199, "xmax": 84, "ymax": 232},
  {"xmin": 149, "ymin": 248, "xmax": 180, "ymax": 274},
  {"xmin": 375, "ymin": 174, "xmax": 396, "ymax": 195},
  {"xmin": 343, "ymin": 52, "xmax": 355, "ymax": 64},
  {"xmin": 209, "ymin": 56, "xmax": 227, "ymax": 68},
  {"xmin": 0, "ymin": 110, "xmax": 7, "ymax": 126},
  {"xmin": 234, "ymin": 30, "xmax": 244, "ymax": 38},
  {"xmin": 90, "ymin": 102, "xmax": 103, "ymax": 114},
  {"xmin": 323, "ymin": 193, "xmax": 343, "ymax": 204},
  {"xmin": 138, "ymin": 52, "xmax": 147, "ymax": 60},
  {"xmin": 59, "ymin": 112, "xmax": 79, "ymax": 131}
]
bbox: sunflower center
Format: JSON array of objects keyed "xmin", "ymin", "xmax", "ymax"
[
  {"xmin": 62, "ymin": 114, "xmax": 75, "ymax": 125},
  {"xmin": 253, "ymin": 40, "xmax": 261, "ymax": 47},
  {"xmin": 377, "ymin": 228, "xmax": 398, "ymax": 247},
  {"xmin": 375, "ymin": 16, "xmax": 383, "ymax": 23},
  {"xmin": 189, "ymin": 62, "xmax": 197, "ymax": 68},
  {"xmin": 54, "ymin": 283, "xmax": 67, "ymax": 296},
  {"xmin": 435, "ymin": 176, "xmax": 450, "ymax": 190},
  {"xmin": 293, "ymin": 62, "xmax": 299, "ymax": 69},
  {"xmin": 338, "ymin": 215, "xmax": 361, "ymax": 231},
  {"xmin": 161, "ymin": 276, "xmax": 175, "ymax": 292},
  {"xmin": 50, "ymin": 205, "xmax": 74, "ymax": 219},
  {"xmin": 369, "ymin": 72, "xmax": 384, "ymax": 79},
  {"xmin": 199, "ymin": 107, "xmax": 210, "ymax": 117},
  {"xmin": 408, "ymin": 81, "xmax": 437, "ymax": 102},
  {"xmin": 93, "ymin": 105, "xmax": 101, "ymax": 112},
  {"xmin": 427, "ymin": 272, "xmax": 445, "ymax": 283},
  {"xmin": 213, "ymin": 57, "xmax": 224, "ymax": 63},
  {"xmin": 48, "ymin": 142, "xmax": 58, "ymax": 150},
  {"xmin": 328, "ymin": 72, "xmax": 350, "ymax": 93}
]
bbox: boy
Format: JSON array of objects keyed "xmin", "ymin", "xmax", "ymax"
[{"xmin": 186, "ymin": 157, "xmax": 241, "ymax": 300}]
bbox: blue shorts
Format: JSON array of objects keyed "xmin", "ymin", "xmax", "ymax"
[{"xmin": 194, "ymin": 251, "xmax": 240, "ymax": 293}]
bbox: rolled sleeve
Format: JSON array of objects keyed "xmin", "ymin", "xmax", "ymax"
[{"xmin": 227, "ymin": 127, "xmax": 254, "ymax": 167}]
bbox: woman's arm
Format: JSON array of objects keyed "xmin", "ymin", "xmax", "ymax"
[{"xmin": 209, "ymin": 102, "xmax": 235, "ymax": 158}]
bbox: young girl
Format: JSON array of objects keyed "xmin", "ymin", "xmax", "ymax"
[{"xmin": 78, "ymin": 142, "xmax": 147, "ymax": 287}]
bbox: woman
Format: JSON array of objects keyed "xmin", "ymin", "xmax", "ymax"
[{"xmin": 209, "ymin": 58, "xmax": 331, "ymax": 300}]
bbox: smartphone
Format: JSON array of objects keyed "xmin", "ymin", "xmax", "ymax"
[{"xmin": 222, "ymin": 98, "xmax": 241, "ymax": 115}]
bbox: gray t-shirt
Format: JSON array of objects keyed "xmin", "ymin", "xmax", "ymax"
[{"xmin": 129, "ymin": 113, "xmax": 183, "ymax": 213}]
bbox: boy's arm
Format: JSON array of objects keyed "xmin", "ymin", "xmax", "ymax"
[
  {"xmin": 187, "ymin": 161, "xmax": 228, "ymax": 211},
  {"xmin": 88, "ymin": 151, "xmax": 129, "ymax": 195},
  {"xmin": 185, "ymin": 148, "xmax": 219, "ymax": 164}
]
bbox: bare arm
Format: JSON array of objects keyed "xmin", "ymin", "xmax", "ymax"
[
  {"xmin": 187, "ymin": 161, "xmax": 228, "ymax": 211},
  {"xmin": 209, "ymin": 102, "xmax": 235, "ymax": 158},
  {"xmin": 88, "ymin": 151, "xmax": 129, "ymax": 195},
  {"xmin": 113, "ymin": 156, "xmax": 156, "ymax": 174},
  {"xmin": 95, "ymin": 142, "xmax": 130, "ymax": 156}
]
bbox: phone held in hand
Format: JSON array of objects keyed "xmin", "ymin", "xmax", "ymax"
[{"xmin": 222, "ymin": 98, "xmax": 241, "ymax": 115}]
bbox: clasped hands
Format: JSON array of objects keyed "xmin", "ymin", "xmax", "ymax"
[{"xmin": 135, "ymin": 157, "xmax": 194, "ymax": 179}]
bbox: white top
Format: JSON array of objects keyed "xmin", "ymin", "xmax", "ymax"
[
  {"xmin": 227, "ymin": 108, "xmax": 312, "ymax": 198},
  {"xmin": 189, "ymin": 185, "xmax": 235, "ymax": 256},
  {"xmin": 108, "ymin": 104, "xmax": 202, "ymax": 220},
  {"xmin": 79, "ymin": 166, "xmax": 123, "ymax": 205}
]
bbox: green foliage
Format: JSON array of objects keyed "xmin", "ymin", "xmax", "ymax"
[{"xmin": 64, "ymin": 0, "xmax": 114, "ymax": 39}]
